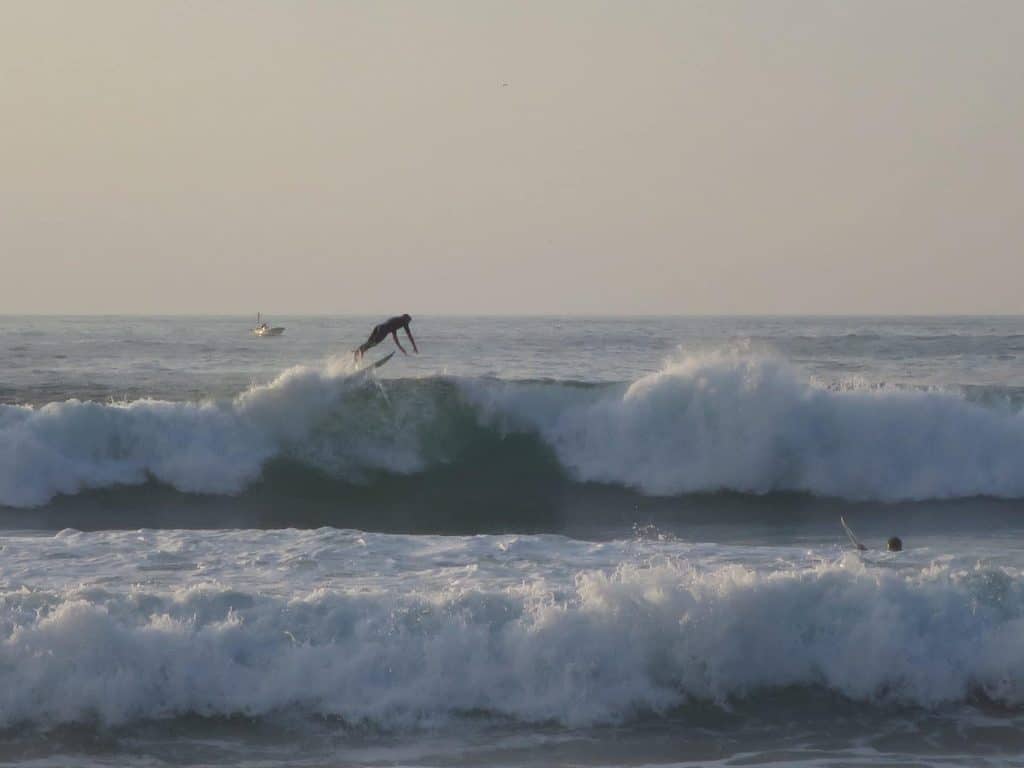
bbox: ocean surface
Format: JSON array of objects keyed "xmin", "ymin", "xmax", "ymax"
[{"xmin": 2, "ymin": 315, "xmax": 1024, "ymax": 767}]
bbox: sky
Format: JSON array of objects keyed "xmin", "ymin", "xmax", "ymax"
[{"xmin": 2, "ymin": 0, "xmax": 1023, "ymax": 315}]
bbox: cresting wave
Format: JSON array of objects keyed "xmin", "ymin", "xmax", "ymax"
[
  {"xmin": 3, "ymin": 351, "xmax": 1024, "ymax": 508},
  {"xmin": 1, "ymin": 550, "xmax": 1023, "ymax": 727}
]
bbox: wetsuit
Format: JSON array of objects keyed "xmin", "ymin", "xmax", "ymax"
[{"xmin": 357, "ymin": 315, "xmax": 413, "ymax": 357}]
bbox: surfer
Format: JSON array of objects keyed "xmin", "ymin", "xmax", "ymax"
[
  {"xmin": 355, "ymin": 314, "xmax": 418, "ymax": 360},
  {"xmin": 841, "ymin": 517, "xmax": 903, "ymax": 552}
]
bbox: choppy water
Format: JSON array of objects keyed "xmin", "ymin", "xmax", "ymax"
[{"xmin": 2, "ymin": 315, "xmax": 1024, "ymax": 766}]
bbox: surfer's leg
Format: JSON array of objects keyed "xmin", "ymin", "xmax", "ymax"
[{"xmin": 355, "ymin": 326, "xmax": 385, "ymax": 359}]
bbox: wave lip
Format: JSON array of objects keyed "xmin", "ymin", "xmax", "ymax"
[
  {"xmin": 0, "ymin": 357, "xmax": 418, "ymax": 508},
  {"xmin": 4, "ymin": 351, "xmax": 1024, "ymax": 508},
  {"xmin": 467, "ymin": 352, "xmax": 1024, "ymax": 501}
]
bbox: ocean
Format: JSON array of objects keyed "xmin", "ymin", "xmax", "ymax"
[{"xmin": 2, "ymin": 315, "xmax": 1024, "ymax": 767}]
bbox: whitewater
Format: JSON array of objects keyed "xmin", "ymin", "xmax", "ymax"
[
  {"xmin": 6, "ymin": 347, "xmax": 1024, "ymax": 509},
  {"xmin": 2, "ymin": 315, "xmax": 1024, "ymax": 766}
]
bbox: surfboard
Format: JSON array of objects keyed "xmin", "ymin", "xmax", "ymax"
[
  {"xmin": 840, "ymin": 516, "xmax": 867, "ymax": 551},
  {"xmin": 354, "ymin": 351, "xmax": 395, "ymax": 375},
  {"xmin": 371, "ymin": 351, "xmax": 395, "ymax": 369}
]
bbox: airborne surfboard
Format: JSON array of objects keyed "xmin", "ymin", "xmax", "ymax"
[
  {"xmin": 354, "ymin": 351, "xmax": 395, "ymax": 377},
  {"xmin": 371, "ymin": 351, "xmax": 395, "ymax": 369}
]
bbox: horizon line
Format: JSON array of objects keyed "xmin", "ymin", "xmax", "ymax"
[{"xmin": 2, "ymin": 312, "xmax": 1023, "ymax": 319}]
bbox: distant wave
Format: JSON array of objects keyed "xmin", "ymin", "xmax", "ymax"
[
  {"xmin": 1, "ymin": 549, "xmax": 1022, "ymax": 727},
  {"xmin": 4, "ymin": 352, "xmax": 1024, "ymax": 508}
]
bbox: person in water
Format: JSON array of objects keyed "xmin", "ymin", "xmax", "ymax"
[
  {"xmin": 841, "ymin": 517, "xmax": 903, "ymax": 552},
  {"xmin": 355, "ymin": 314, "xmax": 418, "ymax": 360}
]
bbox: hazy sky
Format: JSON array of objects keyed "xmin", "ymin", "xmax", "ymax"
[{"xmin": 3, "ymin": 1, "xmax": 1022, "ymax": 314}]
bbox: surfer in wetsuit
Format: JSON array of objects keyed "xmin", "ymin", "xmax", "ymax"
[
  {"xmin": 355, "ymin": 314, "xmax": 418, "ymax": 360},
  {"xmin": 841, "ymin": 517, "xmax": 903, "ymax": 552}
]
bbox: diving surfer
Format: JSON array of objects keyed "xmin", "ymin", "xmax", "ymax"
[{"xmin": 355, "ymin": 314, "xmax": 418, "ymax": 360}]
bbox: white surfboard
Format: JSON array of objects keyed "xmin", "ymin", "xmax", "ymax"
[{"xmin": 840, "ymin": 516, "xmax": 867, "ymax": 551}]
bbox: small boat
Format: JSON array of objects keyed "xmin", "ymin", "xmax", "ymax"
[{"xmin": 252, "ymin": 313, "xmax": 285, "ymax": 337}]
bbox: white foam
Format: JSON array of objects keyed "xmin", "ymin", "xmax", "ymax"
[
  {"xmin": 0, "ymin": 357, "xmax": 418, "ymax": 507},
  {"xmin": 4, "ymin": 351, "xmax": 1024, "ymax": 507},
  {"xmin": 466, "ymin": 351, "xmax": 1024, "ymax": 500},
  {"xmin": 0, "ymin": 530, "xmax": 1022, "ymax": 727}
]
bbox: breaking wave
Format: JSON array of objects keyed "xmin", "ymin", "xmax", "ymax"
[
  {"xmin": 1, "ymin": 543, "xmax": 1023, "ymax": 727},
  {"xmin": 4, "ymin": 351, "xmax": 1024, "ymax": 509}
]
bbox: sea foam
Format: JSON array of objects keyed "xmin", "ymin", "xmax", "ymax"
[
  {"xmin": 1, "ymin": 538, "xmax": 1022, "ymax": 727},
  {"xmin": 3, "ymin": 352, "xmax": 1024, "ymax": 507},
  {"xmin": 467, "ymin": 352, "xmax": 1024, "ymax": 500}
]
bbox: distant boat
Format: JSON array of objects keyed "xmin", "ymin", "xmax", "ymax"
[{"xmin": 252, "ymin": 313, "xmax": 285, "ymax": 337}]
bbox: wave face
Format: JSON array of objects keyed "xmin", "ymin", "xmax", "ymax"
[
  {"xmin": 4, "ymin": 352, "xmax": 1024, "ymax": 509},
  {"xmin": 1, "ymin": 530, "xmax": 1023, "ymax": 728}
]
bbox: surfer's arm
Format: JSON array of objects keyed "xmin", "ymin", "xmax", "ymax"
[
  {"xmin": 405, "ymin": 327, "xmax": 418, "ymax": 353},
  {"xmin": 391, "ymin": 331, "xmax": 408, "ymax": 355}
]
